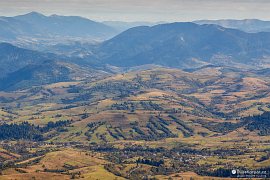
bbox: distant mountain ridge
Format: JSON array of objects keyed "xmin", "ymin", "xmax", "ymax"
[
  {"xmin": 194, "ymin": 19, "xmax": 270, "ymax": 33},
  {"xmin": 0, "ymin": 12, "xmax": 118, "ymax": 42},
  {"xmin": 95, "ymin": 22, "xmax": 270, "ymax": 68},
  {"xmin": 102, "ymin": 21, "xmax": 165, "ymax": 32}
]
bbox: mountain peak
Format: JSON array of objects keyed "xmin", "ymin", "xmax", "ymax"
[
  {"xmin": 26, "ymin": 11, "xmax": 45, "ymax": 16},
  {"xmin": 0, "ymin": 42, "xmax": 16, "ymax": 49},
  {"xmin": 15, "ymin": 11, "xmax": 47, "ymax": 19}
]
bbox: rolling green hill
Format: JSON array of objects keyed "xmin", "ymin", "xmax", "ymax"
[{"xmin": 1, "ymin": 66, "xmax": 270, "ymax": 179}]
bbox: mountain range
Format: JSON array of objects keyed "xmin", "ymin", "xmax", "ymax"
[
  {"xmin": 95, "ymin": 22, "xmax": 270, "ymax": 68},
  {"xmin": 195, "ymin": 19, "xmax": 270, "ymax": 33},
  {"xmin": 2, "ymin": 16, "xmax": 270, "ymax": 91},
  {"xmin": 0, "ymin": 12, "xmax": 118, "ymax": 43},
  {"xmin": 102, "ymin": 21, "xmax": 164, "ymax": 32}
]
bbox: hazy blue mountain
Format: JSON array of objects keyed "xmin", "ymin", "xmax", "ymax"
[
  {"xmin": 194, "ymin": 19, "xmax": 270, "ymax": 33},
  {"xmin": 102, "ymin": 21, "xmax": 164, "ymax": 32},
  {"xmin": 0, "ymin": 60, "xmax": 108, "ymax": 91},
  {"xmin": 0, "ymin": 43, "xmax": 109, "ymax": 91},
  {"xmin": 0, "ymin": 43, "xmax": 55, "ymax": 78},
  {"xmin": 0, "ymin": 12, "xmax": 118, "ymax": 42},
  {"xmin": 0, "ymin": 60, "xmax": 70, "ymax": 91},
  {"xmin": 96, "ymin": 22, "xmax": 270, "ymax": 68}
]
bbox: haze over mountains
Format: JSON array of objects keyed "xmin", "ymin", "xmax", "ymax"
[
  {"xmin": 0, "ymin": 12, "xmax": 118, "ymax": 44},
  {"xmin": 1, "ymin": 12, "xmax": 270, "ymax": 53},
  {"xmin": 102, "ymin": 21, "xmax": 164, "ymax": 32},
  {"xmin": 1, "ymin": 12, "xmax": 270, "ymax": 91},
  {"xmin": 195, "ymin": 19, "xmax": 270, "ymax": 33}
]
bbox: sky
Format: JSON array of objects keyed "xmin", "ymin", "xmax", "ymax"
[{"xmin": 0, "ymin": 0, "xmax": 269, "ymax": 22}]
